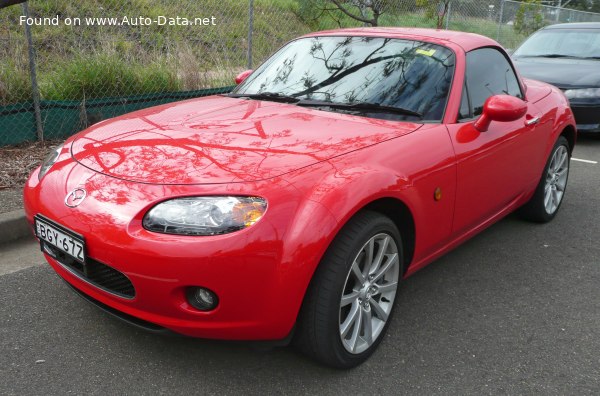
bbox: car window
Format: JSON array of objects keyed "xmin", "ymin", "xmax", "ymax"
[
  {"xmin": 513, "ymin": 29, "xmax": 600, "ymax": 59},
  {"xmin": 465, "ymin": 47, "xmax": 522, "ymax": 117},
  {"xmin": 235, "ymin": 36, "xmax": 456, "ymax": 122}
]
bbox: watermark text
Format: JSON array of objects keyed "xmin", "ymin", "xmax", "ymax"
[{"xmin": 19, "ymin": 15, "xmax": 217, "ymax": 27}]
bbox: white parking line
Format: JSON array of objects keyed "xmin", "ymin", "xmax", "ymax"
[{"xmin": 571, "ymin": 158, "xmax": 598, "ymax": 164}]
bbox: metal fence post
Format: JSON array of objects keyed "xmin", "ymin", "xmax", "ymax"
[
  {"xmin": 496, "ymin": 0, "xmax": 505, "ymax": 43},
  {"xmin": 445, "ymin": 1, "xmax": 451, "ymax": 30},
  {"xmin": 247, "ymin": 0, "xmax": 254, "ymax": 70},
  {"xmin": 22, "ymin": 1, "xmax": 44, "ymax": 142}
]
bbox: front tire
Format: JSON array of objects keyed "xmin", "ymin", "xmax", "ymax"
[
  {"xmin": 294, "ymin": 211, "xmax": 403, "ymax": 368},
  {"xmin": 519, "ymin": 136, "xmax": 570, "ymax": 222}
]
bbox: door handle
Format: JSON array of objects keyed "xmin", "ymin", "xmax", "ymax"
[{"xmin": 525, "ymin": 115, "xmax": 540, "ymax": 126}]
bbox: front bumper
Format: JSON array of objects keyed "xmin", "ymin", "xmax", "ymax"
[
  {"xmin": 63, "ymin": 279, "xmax": 174, "ymax": 334},
  {"xmin": 24, "ymin": 160, "xmax": 336, "ymax": 341}
]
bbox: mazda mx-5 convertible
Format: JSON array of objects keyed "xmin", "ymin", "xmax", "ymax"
[{"xmin": 24, "ymin": 28, "xmax": 575, "ymax": 368}]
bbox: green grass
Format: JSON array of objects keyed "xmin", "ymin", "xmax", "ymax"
[
  {"xmin": 42, "ymin": 55, "xmax": 181, "ymax": 100},
  {"xmin": 0, "ymin": 59, "xmax": 32, "ymax": 106},
  {"xmin": 0, "ymin": 0, "xmax": 528, "ymax": 105}
]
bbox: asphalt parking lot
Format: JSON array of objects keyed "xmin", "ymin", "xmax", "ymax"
[{"xmin": 1, "ymin": 136, "xmax": 599, "ymax": 395}]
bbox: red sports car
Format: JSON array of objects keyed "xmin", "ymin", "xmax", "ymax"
[{"xmin": 24, "ymin": 28, "xmax": 575, "ymax": 368}]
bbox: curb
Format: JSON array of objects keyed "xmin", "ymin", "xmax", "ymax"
[{"xmin": 0, "ymin": 209, "xmax": 32, "ymax": 244}]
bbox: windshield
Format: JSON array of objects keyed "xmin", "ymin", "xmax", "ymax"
[
  {"xmin": 514, "ymin": 28, "xmax": 600, "ymax": 59},
  {"xmin": 233, "ymin": 36, "xmax": 455, "ymax": 122}
]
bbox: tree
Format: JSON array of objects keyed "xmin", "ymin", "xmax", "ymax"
[
  {"xmin": 300, "ymin": 0, "xmax": 391, "ymax": 27},
  {"xmin": 514, "ymin": 0, "xmax": 545, "ymax": 36},
  {"xmin": 328, "ymin": 0, "xmax": 386, "ymax": 26},
  {"xmin": 416, "ymin": 0, "xmax": 452, "ymax": 29},
  {"xmin": 300, "ymin": 0, "xmax": 453, "ymax": 29}
]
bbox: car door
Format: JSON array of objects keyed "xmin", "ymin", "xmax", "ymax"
[{"xmin": 446, "ymin": 47, "xmax": 544, "ymax": 234}]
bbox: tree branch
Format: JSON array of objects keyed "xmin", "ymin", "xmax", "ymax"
[
  {"xmin": 330, "ymin": 0, "xmax": 377, "ymax": 26},
  {"xmin": 292, "ymin": 53, "xmax": 402, "ymax": 97}
]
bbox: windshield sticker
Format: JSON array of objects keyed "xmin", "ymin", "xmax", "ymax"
[{"xmin": 416, "ymin": 49, "xmax": 436, "ymax": 57}]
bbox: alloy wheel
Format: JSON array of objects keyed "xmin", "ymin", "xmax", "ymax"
[
  {"xmin": 339, "ymin": 233, "xmax": 400, "ymax": 354},
  {"xmin": 544, "ymin": 145, "xmax": 569, "ymax": 215}
]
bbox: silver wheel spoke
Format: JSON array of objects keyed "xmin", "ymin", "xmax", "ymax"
[
  {"xmin": 549, "ymin": 156, "xmax": 556, "ymax": 172},
  {"xmin": 373, "ymin": 253, "xmax": 398, "ymax": 283},
  {"xmin": 370, "ymin": 299, "xmax": 389, "ymax": 321},
  {"xmin": 341, "ymin": 302, "xmax": 360, "ymax": 337},
  {"xmin": 547, "ymin": 188, "xmax": 555, "ymax": 212},
  {"xmin": 556, "ymin": 149, "xmax": 568, "ymax": 171},
  {"xmin": 544, "ymin": 188, "xmax": 552, "ymax": 209},
  {"xmin": 341, "ymin": 290, "xmax": 360, "ymax": 307},
  {"xmin": 369, "ymin": 236, "xmax": 390, "ymax": 276},
  {"xmin": 349, "ymin": 306, "xmax": 363, "ymax": 352},
  {"xmin": 351, "ymin": 261, "xmax": 366, "ymax": 285},
  {"xmin": 361, "ymin": 307, "xmax": 373, "ymax": 346},
  {"xmin": 375, "ymin": 281, "xmax": 397, "ymax": 295},
  {"xmin": 552, "ymin": 188, "xmax": 559, "ymax": 205}
]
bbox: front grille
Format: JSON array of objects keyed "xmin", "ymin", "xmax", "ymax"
[
  {"xmin": 571, "ymin": 105, "xmax": 600, "ymax": 126},
  {"xmin": 43, "ymin": 242, "xmax": 136, "ymax": 299}
]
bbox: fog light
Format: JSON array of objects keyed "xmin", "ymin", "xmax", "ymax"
[{"xmin": 186, "ymin": 287, "xmax": 219, "ymax": 311}]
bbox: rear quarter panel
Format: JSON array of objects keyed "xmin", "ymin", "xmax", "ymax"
[{"xmin": 526, "ymin": 79, "xmax": 577, "ymax": 174}]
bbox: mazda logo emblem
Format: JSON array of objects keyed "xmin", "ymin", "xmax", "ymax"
[{"xmin": 65, "ymin": 188, "xmax": 87, "ymax": 208}]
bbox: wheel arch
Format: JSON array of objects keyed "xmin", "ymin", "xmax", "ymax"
[
  {"xmin": 361, "ymin": 198, "xmax": 416, "ymax": 274},
  {"xmin": 290, "ymin": 195, "xmax": 417, "ymax": 330},
  {"xmin": 560, "ymin": 124, "xmax": 576, "ymax": 154}
]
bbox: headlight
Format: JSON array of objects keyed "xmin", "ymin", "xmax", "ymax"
[
  {"xmin": 143, "ymin": 196, "xmax": 267, "ymax": 236},
  {"xmin": 38, "ymin": 143, "xmax": 64, "ymax": 181},
  {"xmin": 564, "ymin": 88, "xmax": 600, "ymax": 99}
]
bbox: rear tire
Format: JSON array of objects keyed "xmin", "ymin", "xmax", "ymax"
[
  {"xmin": 519, "ymin": 136, "xmax": 570, "ymax": 223},
  {"xmin": 294, "ymin": 211, "xmax": 403, "ymax": 368}
]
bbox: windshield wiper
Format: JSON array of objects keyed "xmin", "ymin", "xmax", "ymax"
[
  {"xmin": 296, "ymin": 100, "xmax": 423, "ymax": 118},
  {"xmin": 518, "ymin": 54, "xmax": 600, "ymax": 60},
  {"xmin": 226, "ymin": 92, "xmax": 300, "ymax": 103},
  {"xmin": 521, "ymin": 54, "xmax": 575, "ymax": 58}
]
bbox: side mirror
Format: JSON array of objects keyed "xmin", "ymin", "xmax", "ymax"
[
  {"xmin": 474, "ymin": 95, "xmax": 527, "ymax": 132},
  {"xmin": 235, "ymin": 69, "xmax": 253, "ymax": 85}
]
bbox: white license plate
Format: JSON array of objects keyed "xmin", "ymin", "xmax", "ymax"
[{"xmin": 34, "ymin": 216, "xmax": 86, "ymax": 263}]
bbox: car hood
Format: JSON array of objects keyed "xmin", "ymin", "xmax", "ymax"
[
  {"xmin": 71, "ymin": 96, "xmax": 422, "ymax": 185},
  {"xmin": 514, "ymin": 57, "xmax": 600, "ymax": 89}
]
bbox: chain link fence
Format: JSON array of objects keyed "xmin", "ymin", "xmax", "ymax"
[
  {"xmin": 1, "ymin": 0, "xmax": 600, "ymax": 147},
  {"xmin": 0, "ymin": 0, "xmax": 310, "ymax": 146}
]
